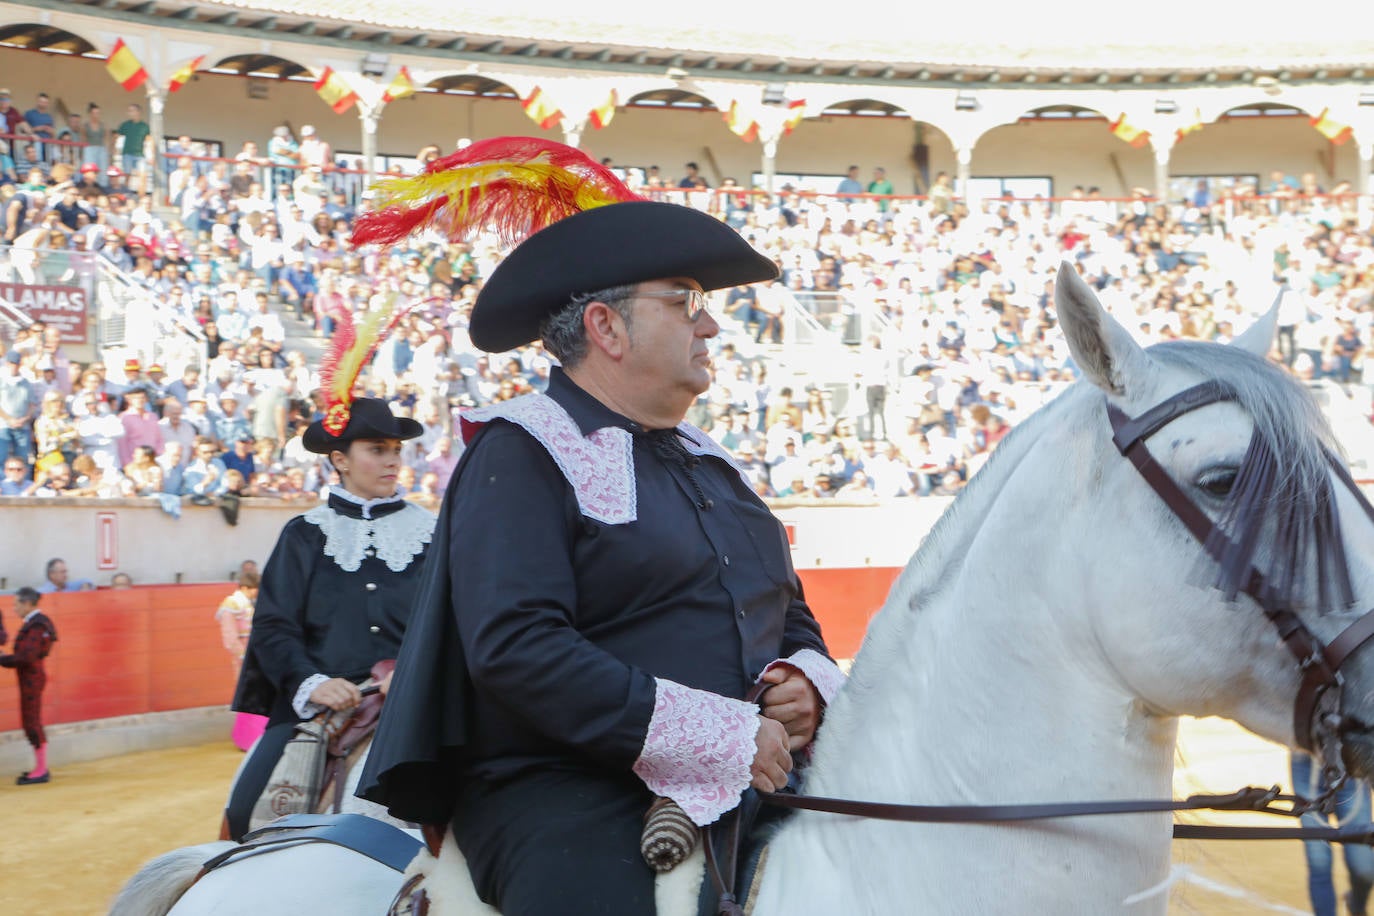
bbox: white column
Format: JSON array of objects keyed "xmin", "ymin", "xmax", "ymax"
[
  {"xmin": 1359, "ymin": 142, "xmax": 1374, "ymax": 230},
  {"xmin": 762, "ymin": 138, "xmax": 778, "ymax": 194},
  {"xmin": 561, "ymin": 122, "xmax": 583, "ymax": 149},
  {"xmin": 955, "ymin": 147, "xmax": 972, "ymax": 201},
  {"xmin": 358, "ymin": 101, "xmax": 381, "ymax": 190},
  {"xmin": 146, "ymin": 91, "xmax": 165, "ymax": 207},
  {"xmin": 1154, "ymin": 144, "xmax": 1173, "ymax": 206}
]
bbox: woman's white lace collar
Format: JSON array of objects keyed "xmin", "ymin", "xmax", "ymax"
[
  {"xmin": 328, "ymin": 484, "xmax": 406, "ymax": 520},
  {"xmin": 303, "ymin": 500, "xmax": 436, "ymax": 573}
]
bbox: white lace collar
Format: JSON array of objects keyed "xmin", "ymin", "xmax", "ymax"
[
  {"xmin": 328, "ymin": 484, "xmax": 407, "ymax": 520},
  {"xmin": 303, "ymin": 499, "xmax": 436, "ymax": 573}
]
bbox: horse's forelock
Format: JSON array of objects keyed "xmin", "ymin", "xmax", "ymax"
[{"xmin": 1149, "ymin": 341, "xmax": 1352, "ymax": 613}]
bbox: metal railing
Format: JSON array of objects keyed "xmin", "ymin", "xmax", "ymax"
[{"xmin": 93, "ymin": 255, "xmax": 207, "ymax": 377}]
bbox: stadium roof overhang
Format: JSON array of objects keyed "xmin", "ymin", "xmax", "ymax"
[{"xmin": 9, "ymin": 0, "xmax": 1374, "ymax": 109}]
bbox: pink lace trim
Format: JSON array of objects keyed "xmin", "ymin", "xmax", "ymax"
[
  {"xmin": 632, "ymin": 678, "xmax": 759, "ymax": 827},
  {"xmin": 460, "ymin": 396, "xmax": 636, "ymax": 524},
  {"xmin": 760, "ymin": 648, "xmax": 846, "ymax": 706}
]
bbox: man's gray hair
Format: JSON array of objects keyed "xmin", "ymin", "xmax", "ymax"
[{"xmin": 539, "ymin": 284, "xmax": 638, "ymax": 368}]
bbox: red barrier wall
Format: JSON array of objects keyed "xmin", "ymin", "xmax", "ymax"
[
  {"xmin": 0, "ymin": 568, "xmax": 899, "ymax": 732},
  {"xmin": 0, "ymin": 585, "xmax": 238, "ymax": 733}
]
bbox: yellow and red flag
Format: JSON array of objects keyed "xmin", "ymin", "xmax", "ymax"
[
  {"xmin": 382, "ymin": 66, "xmax": 415, "ymax": 104},
  {"xmin": 781, "ymin": 99, "xmax": 807, "ymax": 136},
  {"xmin": 724, "ymin": 101, "xmax": 759, "ymax": 143},
  {"xmin": 105, "ymin": 39, "xmax": 149, "ymax": 92},
  {"xmin": 167, "ymin": 55, "xmax": 205, "ymax": 94},
  {"xmin": 589, "ymin": 89, "xmax": 618, "ymax": 130},
  {"xmin": 1174, "ymin": 109, "xmax": 1204, "ymax": 143},
  {"xmin": 1109, "ymin": 113, "xmax": 1150, "ymax": 148},
  {"xmin": 521, "ymin": 86, "xmax": 563, "ymax": 130},
  {"xmin": 314, "ymin": 67, "xmax": 359, "ymax": 114},
  {"xmin": 1311, "ymin": 108, "xmax": 1352, "ymax": 145}
]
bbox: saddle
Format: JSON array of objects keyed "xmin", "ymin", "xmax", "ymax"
[{"xmin": 248, "ymin": 661, "xmax": 393, "ymax": 832}]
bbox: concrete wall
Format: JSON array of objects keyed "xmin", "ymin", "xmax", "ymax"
[{"xmin": 0, "ymin": 496, "xmax": 306, "ymax": 590}]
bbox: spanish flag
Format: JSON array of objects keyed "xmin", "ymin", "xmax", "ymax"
[
  {"xmin": 1174, "ymin": 109, "xmax": 1204, "ymax": 143},
  {"xmin": 724, "ymin": 101, "xmax": 759, "ymax": 143},
  {"xmin": 167, "ymin": 55, "xmax": 205, "ymax": 94},
  {"xmin": 781, "ymin": 99, "xmax": 807, "ymax": 137},
  {"xmin": 1109, "ymin": 113, "xmax": 1150, "ymax": 148},
  {"xmin": 1311, "ymin": 108, "xmax": 1352, "ymax": 145},
  {"xmin": 105, "ymin": 39, "xmax": 149, "ymax": 92},
  {"xmin": 382, "ymin": 66, "xmax": 415, "ymax": 104},
  {"xmin": 522, "ymin": 86, "xmax": 563, "ymax": 130},
  {"xmin": 589, "ymin": 89, "xmax": 618, "ymax": 130},
  {"xmin": 314, "ymin": 67, "xmax": 359, "ymax": 114}
]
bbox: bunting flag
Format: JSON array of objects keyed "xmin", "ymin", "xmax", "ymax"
[
  {"xmin": 724, "ymin": 101, "xmax": 759, "ymax": 143},
  {"xmin": 167, "ymin": 55, "xmax": 205, "ymax": 94},
  {"xmin": 1109, "ymin": 113, "xmax": 1150, "ymax": 148},
  {"xmin": 781, "ymin": 99, "xmax": 807, "ymax": 136},
  {"xmin": 105, "ymin": 39, "xmax": 149, "ymax": 92},
  {"xmin": 314, "ymin": 67, "xmax": 359, "ymax": 114},
  {"xmin": 382, "ymin": 66, "xmax": 415, "ymax": 104},
  {"xmin": 1311, "ymin": 108, "xmax": 1352, "ymax": 145},
  {"xmin": 1174, "ymin": 109, "xmax": 1205, "ymax": 143},
  {"xmin": 521, "ymin": 86, "xmax": 563, "ymax": 130},
  {"xmin": 589, "ymin": 89, "xmax": 618, "ymax": 130}
]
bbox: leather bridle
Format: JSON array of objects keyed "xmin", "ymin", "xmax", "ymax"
[{"xmin": 1107, "ymin": 379, "xmax": 1374, "ymax": 785}]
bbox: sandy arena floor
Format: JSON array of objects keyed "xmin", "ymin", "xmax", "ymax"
[{"xmin": 0, "ymin": 718, "xmax": 1350, "ymax": 915}]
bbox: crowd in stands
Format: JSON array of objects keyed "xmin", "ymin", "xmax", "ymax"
[{"xmin": 3, "ymin": 90, "xmax": 1374, "ymax": 507}]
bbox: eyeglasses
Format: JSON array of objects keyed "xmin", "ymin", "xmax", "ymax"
[{"xmin": 635, "ymin": 288, "xmax": 709, "ymax": 322}]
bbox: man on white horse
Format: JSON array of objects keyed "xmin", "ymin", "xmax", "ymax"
[{"xmin": 356, "ymin": 138, "xmax": 845, "ymax": 915}]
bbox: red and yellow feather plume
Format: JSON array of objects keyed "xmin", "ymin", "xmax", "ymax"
[
  {"xmin": 318, "ymin": 294, "xmax": 414, "ymax": 435},
  {"xmin": 351, "ymin": 136, "xmax": 643, "ymax": 249}
]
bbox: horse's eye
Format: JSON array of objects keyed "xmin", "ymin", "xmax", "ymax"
[{"xmin": 1196, "ymin": 467, "xmax": 1238, "ymax": 499}]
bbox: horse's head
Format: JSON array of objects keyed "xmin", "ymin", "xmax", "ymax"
[{"xmin": 1053, "ymin": 262, "xmax": 1374, "ymax": 780}]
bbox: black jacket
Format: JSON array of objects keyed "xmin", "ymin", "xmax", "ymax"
[
  {"xmin": 232, "ymin": 491, "xmax": 434, "ymax": 725},
  {"xmin": 358, "ymin": 368, "xmax": 829, "ymax": 824}
]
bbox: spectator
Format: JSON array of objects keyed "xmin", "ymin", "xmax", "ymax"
[
  {"xmin": 868, "ymin": 166, "xmax": 894, "ymax": 215},
  {"xmin": 31, "ymin": 460, "xmax": 74, "ymax": 498},
  {"xmin": 117, "ymin": 387, "xmax": 163, "ymax": 466},
  {"xmin": 0, "ymin": 350, "xmax": 35, "ymax": 469},
  {"xmin": 182, "ymin": 435, "xmax": 227, "ymax": 499},
  {"xmin": 110, "ymin": 572, "xmax": 134, "ymax": 589},
  {"xmin": 2, "ymin": 455, "xmax": 35, "ymax": 495},
  {"xmin": 1291, "ymin": 750, "xmax": 1374, "ymax": 916},
  {"xmin": 21, "ymin": 92, "xmax": 55, "ymax": 160},
  {"xmin": 837, "ymin": 165, "xmax": 864, "ymax": 198},
  {"xmin": 112, "ymin": 103, "xmax": 150, "ymax": 188},
  {"xmin": 36, "ymin": 557, "xmax": 93, "ymax": 593},
  {"xmin": 81, "ymin": 102, "xmax": 108, "ymax": 173}
]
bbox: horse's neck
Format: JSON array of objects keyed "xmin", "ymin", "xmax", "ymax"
[{"xmin": 760, "ymin": 398, "xmax": 1180, "ymax": 914}]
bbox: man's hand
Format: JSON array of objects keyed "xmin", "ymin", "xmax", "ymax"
[
  {"xmin": 758, "ymin": 664, "xmax": 822, "ymax": 751},
  {"xmin": 309, "ymin": 677, "xmax": 361, "ymax": 712},
  {"xmin": 750, "ymin": 715, "xmax": 792, "ymax": 793}
]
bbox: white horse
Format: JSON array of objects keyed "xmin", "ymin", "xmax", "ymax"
[{"xmin": 113, "ymin": 263, "xmax": 1374, "ymax": 915}]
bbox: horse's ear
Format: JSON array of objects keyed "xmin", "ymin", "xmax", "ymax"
[
  {"xmin": 1230, "ymin": 293, "xmax": 1280, "ymax": 359},
  {"xmin": 1054, "ymin": 261, "xmax": 1152, "ymax": 396}
]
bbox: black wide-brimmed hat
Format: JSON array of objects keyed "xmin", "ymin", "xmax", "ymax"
[
  {"xmin": 469, "ymin": 201, "xmax": 779, "ymax": 353},
  {"xmin": 303, "ymin": 397, "xmax": 423, "ymax": 454}
]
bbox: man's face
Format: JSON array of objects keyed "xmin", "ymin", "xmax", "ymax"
[
  {"xmin": 619, "ymin": 279, "xmax": 720, "ymax": 403},
  {"xmin": 48, "ymin": 561, "xmax": 68, "ymax": 588},
  {"xmin": 127, "ymin": 105, "xmax": 141, "ymax": 120},
  {"xmin": 5, "ymin": 459, "xmax": 26, "ymax": 480}
]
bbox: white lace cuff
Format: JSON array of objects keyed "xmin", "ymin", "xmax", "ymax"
[
  {"xmin": 759, "ymin": 648, "xmax": 846, "ymax": 706},
  {"xmin": 292, "ymin": 673, "xmax": 330, "ymax": 719},
  {"xmin": 632, "ymin": 678, "xmax": 759, "ymax": 827}
]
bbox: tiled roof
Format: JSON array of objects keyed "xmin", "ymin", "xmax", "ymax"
[{"xmin": 187, "ymin": 0, "xmax": 1374, "ymax": 71}]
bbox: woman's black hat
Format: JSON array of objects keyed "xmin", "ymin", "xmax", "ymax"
[{"xmin": 303, "ymin": 397, "xmax": 423, "ymax": 454}]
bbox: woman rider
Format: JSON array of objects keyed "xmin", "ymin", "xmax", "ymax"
[{"xmin": 223, "ymin": 396, "xmax": 435, "ymax": 840}]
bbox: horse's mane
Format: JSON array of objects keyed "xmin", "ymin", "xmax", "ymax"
[
  {"xmin": 1149, "ymin": 341, "xmax": 1353, "ymax": 613},
  {"xmin": 877, "ymin": 340, "xmax": 1350, "ymax": 640}
]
